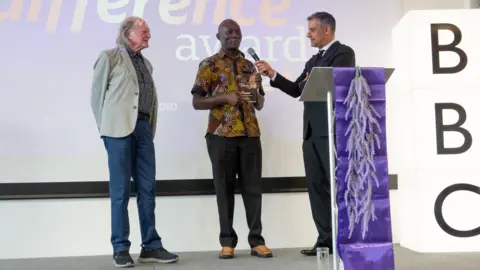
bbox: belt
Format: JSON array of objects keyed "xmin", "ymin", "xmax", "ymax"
[{"xmin": 137, "ymin": 112, "xmax": 150, "ymax": 120}]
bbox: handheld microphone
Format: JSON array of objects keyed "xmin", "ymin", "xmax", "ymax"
[
  {"xmin": 247, "ymin": 47, "xmax": 266, "ymax": 96},
  {"xmin": 247, "ymin": 47, "xmax": 268, "ymax": 76}
]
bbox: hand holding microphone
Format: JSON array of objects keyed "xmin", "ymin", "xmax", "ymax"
[{"xmin": 248, "ymin": 48, "xmax": 275, "ymax": 79}]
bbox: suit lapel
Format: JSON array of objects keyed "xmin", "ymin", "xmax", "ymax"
[
  {"xmin": 142, "ymin": 58, "xmax": 157, "ymax": 96},
  {"xmin": 319, "ymin": 41, "xmax": 340, "ymax": 66},
  {"xmin": 119, "ymin": 48, "xmax": 138, "ymax": 82},
  {"xmin": 143, "ymin": 58, "xmax": 153, "ymax": 74},
  {"xmin": 118, "ymin": 47, "xmax": 156, "ymax": 99}
]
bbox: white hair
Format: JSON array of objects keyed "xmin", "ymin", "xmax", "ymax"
[{"xmin": 116, "ymin": 16, "xmax": 144, "ymax": 48}]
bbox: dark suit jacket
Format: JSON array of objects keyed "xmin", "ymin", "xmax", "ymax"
[{"xmin": 270, "ymin": 41, "xmax": 355, "ymax": 139}]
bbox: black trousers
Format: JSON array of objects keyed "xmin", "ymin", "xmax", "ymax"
[
  {"xmin": 206, "ymin": 134, "xmax": 265, "ymax": 248},
  {"xmin": 302, "ymin": 135, "xmax": 332, "ymax": 245}
]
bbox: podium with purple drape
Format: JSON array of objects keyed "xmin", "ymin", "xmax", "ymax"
[
  {"xmin": 333, "ymin": 67, "xmax": 395, "ymax": 270},
  {"xmin": 300, "ymin": 66, "xmax": 395, "ymax": 270}
]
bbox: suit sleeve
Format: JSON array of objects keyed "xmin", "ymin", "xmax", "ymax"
[
  {"xmin": 90, "ymin": 52, "xmax": 110, "ymax": 131},
  {"xmin": 269, "ymin": 65, "xmax": 308, "ymax": 98}
]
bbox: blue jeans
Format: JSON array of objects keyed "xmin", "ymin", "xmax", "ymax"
[{"xmin": 102, "ymin": 120, "xmax": 163, "ymax": 254}]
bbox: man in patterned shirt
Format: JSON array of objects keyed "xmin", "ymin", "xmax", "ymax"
[{"xmin": 191, "ymin": 19, "xmax": 272, "ymax": 259}]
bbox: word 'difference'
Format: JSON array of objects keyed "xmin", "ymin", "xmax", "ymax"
[{"xmin": 0, "ymin": 0, "xmax": 290, "ymax": 33}]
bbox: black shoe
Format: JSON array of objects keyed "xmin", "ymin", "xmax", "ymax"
[
  {"xmin": 138, "ymin": 247, "xmax": 179, "ymax": 264},
  {"xmin": 300, "ymin": 242, "xmax": 333, "ymax": 256},
  {"xmin": 113, "ymin": 251, "xmax": 134, "ymax": 268}
]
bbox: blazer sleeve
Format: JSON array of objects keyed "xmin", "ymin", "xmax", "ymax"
[
  {"xmin": 270, "ymin": 65, "xmax": 308, "ymax": 98},
  {"xmin": 90, "ymin": 51, "xmax": 111, "ymax": 131}
]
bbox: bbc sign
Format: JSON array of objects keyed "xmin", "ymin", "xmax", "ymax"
[{"xmin": 390, "ymin": 9, "xmax": 480, "ymax": 253}]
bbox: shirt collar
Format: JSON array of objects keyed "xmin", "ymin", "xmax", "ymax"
[
  {"xmin": 118, "ymin": 45, "xmax": 142, "ymax": 57},
  {"xmin": 126, "ymin": 47, "xmax": 142, "ymax": 57},
  {"xmin": 218, "ymin": 48, "xmax": 245, "ymax": 59},
  {"xmin": 319, "ymin": 39, "xmax": 336, "ymax": 54}
]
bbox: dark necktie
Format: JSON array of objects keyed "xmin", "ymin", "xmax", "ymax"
[
  {"xmin": 318, "ymin": 49, "xmax": 324, "ymax": 59},
  {"xmin": 314, "ymin": 50, "xmax": 325, "ymax": 67}
]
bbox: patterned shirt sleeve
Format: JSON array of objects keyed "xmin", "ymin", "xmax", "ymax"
[
  {"xmin": 253, "ymin": 72, "xmax": 266, "ymax": 96},
  {"xmin": 191, "ymin": 60, "xmax": 212, "ymax": 97}
]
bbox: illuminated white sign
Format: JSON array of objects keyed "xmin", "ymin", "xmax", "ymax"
[{"xmin": 391, "ymin": 9, "xmax": 480, "ymax": 253}]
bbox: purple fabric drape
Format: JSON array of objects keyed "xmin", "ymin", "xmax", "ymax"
[{"xmin": 332, "ymin": 67, "xmax": 395, "ymax": 270}]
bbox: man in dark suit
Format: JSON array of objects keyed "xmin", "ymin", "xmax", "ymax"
[{"xmin": 255, "ymin": 11, "xmax": 355, "ymax": 256}]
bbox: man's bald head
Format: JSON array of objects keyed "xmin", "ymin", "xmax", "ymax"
[
  {"xmin": 216, "ymin": 19, "xmax": 242, "ymax": 51},
  {"xmin": 218, "ymin": 19, "xmax": 239, "ymax": 33}
]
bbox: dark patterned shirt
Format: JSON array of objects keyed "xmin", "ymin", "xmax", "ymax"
[
  {"xmin": 191, "ymin": 49, "xmax": 264, "ymax": 137},
  {"xmin": 127, "ymin": 48, "xmax": 154, "ymax": 116}
]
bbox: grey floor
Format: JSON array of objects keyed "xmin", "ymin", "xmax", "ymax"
[{"xmin": 0, "ymin": 245, "xmax": 478, "ymax": 270}]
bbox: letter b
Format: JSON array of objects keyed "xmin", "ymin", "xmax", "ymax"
[
  {"xmin": 430, "ymin": 23, "xmax": 468, "ymax": 74},
  {"xmin": 435, "ymin": 103, "xmax": 472, "ymax": 154}
]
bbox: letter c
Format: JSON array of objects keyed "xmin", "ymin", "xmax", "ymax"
[{"xmin": 434, "ymin": 183, "xmax": 480, "ymax": 237}]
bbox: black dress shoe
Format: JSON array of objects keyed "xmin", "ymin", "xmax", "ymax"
[
  {"xmin": 300, "ymin": 242, "xmax": 333, "ymax": 256},
  {"xmin": 300, "ymin": 246, "xmax": 317, "ymax": 256}
]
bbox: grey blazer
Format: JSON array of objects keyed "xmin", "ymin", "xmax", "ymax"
[{"xmin": 90, "ymin": 46, "xmax": 158, "ymax": 138}]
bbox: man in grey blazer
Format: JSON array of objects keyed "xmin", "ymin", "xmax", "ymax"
[{"xmin": 90, "ymin": 16, "xmax": 178, "ymax": 268}]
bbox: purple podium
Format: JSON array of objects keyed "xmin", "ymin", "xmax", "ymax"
[{"xmin": 300, "ymin": 66, "xmax": 395, "ymax": 270}]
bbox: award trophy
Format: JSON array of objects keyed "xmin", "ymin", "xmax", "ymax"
[{"xmin": 236, "ymin": 73, "xmax": 260, "ymax": 104}]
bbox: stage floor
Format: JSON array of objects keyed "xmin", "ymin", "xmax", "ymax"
[{"xmin": 1, "ymin": 245, "xmax": 478, "ymax": 270}]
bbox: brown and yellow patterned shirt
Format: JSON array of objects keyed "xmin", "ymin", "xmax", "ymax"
[{"xmin": 191, "ymin": 49, "xmax": 264, "ymax": 137}]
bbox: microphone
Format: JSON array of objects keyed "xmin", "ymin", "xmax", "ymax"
[
  {"xmin": 247, "ymin": 47, "xmax": 266, "ymax": 96},
  {"xmin": 247, "ymin": 48, "xmax": 268, "ymax": 76}
]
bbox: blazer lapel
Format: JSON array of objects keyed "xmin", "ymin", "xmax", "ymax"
[
  {"xmin": 118, "ymin": 47, "xmax": 138, "ymax": 82},
  {"xmin": 319, "ymin": 41, "xmax": 340, "ymax": 66},
  {"xmin": 143, "ymin": 58, "xmax": 154, "ymax": 75},
  {"xmin": 142, "ymin": 58, "xmax": 157, "ymax": 94}
]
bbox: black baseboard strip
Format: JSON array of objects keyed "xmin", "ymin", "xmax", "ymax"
[{"xmin": 0, "ymin": 175, "xmax": 398, "ymax": 200}]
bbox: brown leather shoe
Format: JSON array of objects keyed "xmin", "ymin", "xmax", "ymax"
[
  {"xmin": 219, "ymin": 247, "xmax": 234, "ymax": 259},
  {"xmin": 251, "ymin": 245, "xmax": 273, "ymax": 258}
]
